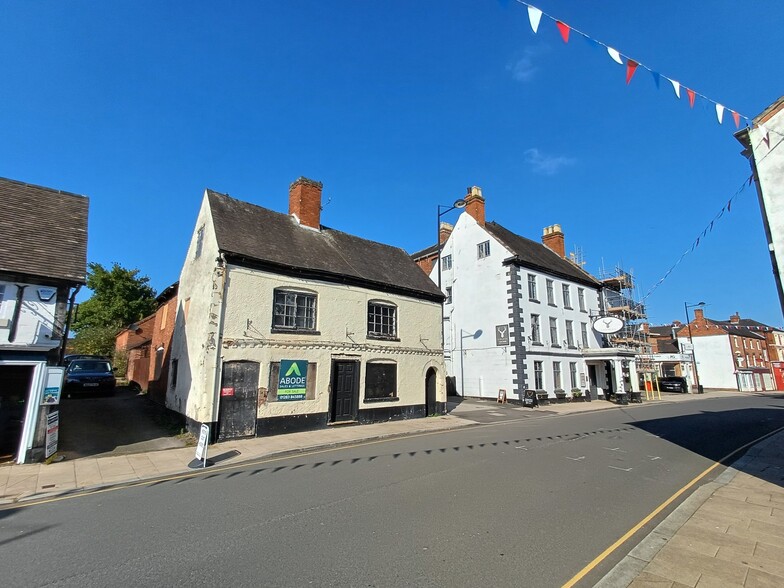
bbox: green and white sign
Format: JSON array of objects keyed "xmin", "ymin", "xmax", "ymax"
[{"xmin": 278, "ymin": 360, "xmax": 308, "ymax": 401}]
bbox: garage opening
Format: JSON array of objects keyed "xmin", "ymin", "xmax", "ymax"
[{"xmin": 0, "ymin": 365, "xmax": 34, "ymax": 462}]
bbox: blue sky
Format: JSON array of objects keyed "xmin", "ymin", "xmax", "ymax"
[{"xmin": 2, "ymin": 1, "xmax": 782, "ymax": 326}]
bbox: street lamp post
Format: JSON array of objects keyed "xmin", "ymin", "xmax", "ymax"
[
  {"xmin": 684, "ymin": 301, "xmax": 706, "ymax": 394},
  {"xmin": 436, "ymin": 199, "xmax": 466, "ymax": 397},
  {"xmin": 436, "ymin": 199, "xmax": 466, "ymax": 295}
]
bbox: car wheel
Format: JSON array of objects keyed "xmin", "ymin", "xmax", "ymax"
[{"xmin": 681, "ymin": 383, "xmax": 688, "ymax": 393}]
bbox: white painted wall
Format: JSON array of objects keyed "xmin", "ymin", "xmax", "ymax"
[
  {"xmin": 686, "ymin": 335, "xmax": 737, "ymax": 389},
  {"xmin": 749, "ymin": 106, "xmax": 784, "ymax": 313},
  {"xmin": 435, "ymin": 213, "xmax": 514, "ymax": 398},
  {"xmin": 0, "ymin": 281, "xmax": 61, "ymax": 350},
  {"xmin": 168, "ymin": 192, "xmax": 223, "ymax": 423},
  {"xmin": 434, "ymin": 212, "xmax": 604, "ymax": 399}
]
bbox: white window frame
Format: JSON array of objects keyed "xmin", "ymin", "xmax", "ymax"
[
  {"xmin": 546, "ymin": 279, "xmax": 555, "ymax": 305},
  {"xmin": 562, "ymin": 284, "xmax": 571, "ymax": 308},
  {"xmin": 581, "ymin": 322, "xmax": 588, "ymax": 347},
  {"xmin": 565, "ymin": 320, "xmax": 575, "ymax": 347},
  {"xmin": 549, "ymin": 317, "xmax": 559, "ymax": 346},
  {"xmin": 553, "ymin": 362, "xmax": 562, "ymax": 390},
  {"xmin": 578, "ymin": 288, "xmax": 586, "ymax": 312},
  {"xmin": 441, "ymin": 255, "xmax": 452, "ymax": 270},
  {"xmin": 569, "ymin": 362, "xmax": 578, "ymax": 390},
  {"xmin": 534, "ymin": 360, "xmax": 544, "ymax": 389},
  {"xmin": 477, "ymin": 240, "xmax": 490, "ymax": 259},
  {"xmin": 530, "ymin": 314, "xmax": 541, "ymax": 343}
]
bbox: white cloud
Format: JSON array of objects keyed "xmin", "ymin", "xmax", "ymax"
[
  {"xmin": 506, "ymin": 47, "xmax": 539, "ymax": 82},
  {"xmin": 524, "ymin": 148, "xmax": 576, "ymax": 175}
]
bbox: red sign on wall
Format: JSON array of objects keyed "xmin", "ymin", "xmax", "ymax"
[{"xmin": 221, "ymin": 387, "xmax": 235, "ymax": 397}]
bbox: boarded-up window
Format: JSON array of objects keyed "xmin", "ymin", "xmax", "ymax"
[
  {"xmin": 268, "ymin": 362, "xmax": 317, "ymax": 401},
  {"xmin": 365, "ymin": 362, "xmax": 397, "ymax": 400},
  {"xmin": 160, "ymin": 305, "xmax": 168, "ymax": 329}
]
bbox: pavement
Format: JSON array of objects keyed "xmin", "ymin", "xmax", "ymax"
[{"xmin": 2, "ymin": 389, "xmax": 784, "ymax": 588}]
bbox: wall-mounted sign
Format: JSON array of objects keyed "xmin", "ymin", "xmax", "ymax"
[
  {"xmin": 45, "ymin": 410, "xmax": 59, "ymax": 459},
  {"xmin": 37, "ymin": 287, "xmax": 57, "ymax": 302},
  {"xmin": 221, "ymin": 387, "xmax": 235, "ymax": 397},
  {"xmin": 495, "ymin": 324, "xmax": 510, "ymax": 346},
  {"xmin": 592, "ymin": 316, "xmax": 625, "ymax": 334},
  {"xmin": 278, "ymin": 360, "xmax": 308, "ymax": 401},
  {"xmin": 40, "ymin": 367, "xmax": 65, "ymax": 405}
]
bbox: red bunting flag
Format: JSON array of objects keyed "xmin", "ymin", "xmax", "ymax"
[
  {"xmin": 687, "ymin": 88, "xmax": 696, "ymax": 108},
  {"xmin": 556, "ymin": 21, "xmax": 570, "ymax": 43},
  {"xmin": 732, "ymin": 111, "xmax": 741, "ymax": 128},
  {"xmin": 625, "ymin": 59, "xmax": 638, "ymax": 84}
]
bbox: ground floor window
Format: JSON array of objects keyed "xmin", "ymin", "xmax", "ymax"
[
  {"xmin": 534, "ymin": 361, "xmax": 544, "ymax": 389},
  {"xmin": 553, "ymin": 362, "xmax": 562, "ymax": 389},
  {"xmin": 569, "ymin": 362, "xmax": 578, "ymax": 390},
  {"xmin": 365, "ymin": 362, "xmax": 397, "ymax": 400},
  {"xmin": 267, "ymin": 362, "xmax": 317, "ymax": 401}
]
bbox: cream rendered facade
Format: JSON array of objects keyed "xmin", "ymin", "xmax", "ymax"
[{"xmin": 168, "ymin": 190, "xmax": 445, "ymax": 436}]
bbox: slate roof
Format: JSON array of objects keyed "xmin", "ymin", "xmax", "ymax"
[
  {"xmin": 484, "ymin": 221, "xmax": 601, "ymax": 287},
  {"xmin": 207, "ymin": 190, "xmax": 444, "ymax": 300},
  {"xmin": 0, "ymin": 177, "xmax": 88, "ymax": 284},
  {"xmin": 649, "ymin": 325, "xmax": 676, "ymax": 337}
]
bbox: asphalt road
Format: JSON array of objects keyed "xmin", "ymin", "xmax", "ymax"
[{"xmin": 2, "ymin": 394, "xmax": 784, "ymax": 587}]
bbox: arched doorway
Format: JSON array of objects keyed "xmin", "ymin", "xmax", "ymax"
[{"xmin": 425, "ymin": 367, "xmax": 437, "ymax": 416}]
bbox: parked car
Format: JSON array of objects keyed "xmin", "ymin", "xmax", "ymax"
[
  {"xmin": 63, "ymin": 354, "xmax": 109, "ymax": 368},
  {"xmin": 657, "ymin": 376, "xmax": 688, "ymax": 393},
  {"xmin": 63, "ymin": 359, "xmax": 116, "ymax": 395}
]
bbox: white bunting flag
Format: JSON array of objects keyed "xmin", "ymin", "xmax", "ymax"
[
  {"xmin": 669, "ymin": 79, "xmax": 681, "ymax": 99},
  {"xmin": 528, "ymin": 6, "xmax": 543, "ymax": 33},
  {"xmin": 715, "ymin": 104, "xmax": 725, "ymax": 124},
  {"xmin": 607, "ymin": 47, "xmax": 623, "ymax": 64}
]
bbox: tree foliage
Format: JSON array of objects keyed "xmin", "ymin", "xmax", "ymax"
[{"xmin": 72, "ymin": 262, "xmax": 157, "ymax": 355}]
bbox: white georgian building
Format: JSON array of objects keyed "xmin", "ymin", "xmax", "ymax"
[{"xmin": 415, "ymin": 187, "xmax": 637, "ymax": 402}]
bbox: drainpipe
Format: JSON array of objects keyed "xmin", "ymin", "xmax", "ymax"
[
  {"xmin": 59, "ymin": 284, "xmax": 81, "ymax": 364},
  {"xmin": 7, "ymin": 285, "xmax": 28, "ymax": 343}
]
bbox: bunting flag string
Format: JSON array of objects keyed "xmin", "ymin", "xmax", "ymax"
[
  {"xmin": 516, "ymin": 1, "xmax": 782, "ymax": 137},
  {"xmin": 640, "ymin": 175, "xmax": 753, "ymax": 303}
]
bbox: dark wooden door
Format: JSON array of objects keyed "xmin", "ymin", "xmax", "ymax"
[
  {"xmin": 330, "ymin": 361, "xmax": 358, "ymax": 422},
  {"xmin": 425, "ymin": 368, "xmax": 437, "ymax": 416},
  {"xmin": 218, "ymin": 361, "xmax": 260, "ymax": 441}
]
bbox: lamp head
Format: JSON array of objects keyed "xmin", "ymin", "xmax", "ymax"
[{"xmin": 453, "ymin": 198, "xmax": 466, "ymax": 209}]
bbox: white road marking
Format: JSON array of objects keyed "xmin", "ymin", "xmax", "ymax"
[
  {"xmin": 566, "ymin": 456, "xmax": 586, "ymax": 461},
  {"xmin": 515, "ymin": 446, "xmax": 528, "ymax": 451},
  {"xmin": 647, "ymin": 456, "xmax": 661, "ymax": 461},
  {"xmin": 608, "ymin": 465, "xmax": 632, "ymax": 472}
]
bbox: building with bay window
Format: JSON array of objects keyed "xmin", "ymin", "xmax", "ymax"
[{"xmin": 168, "ymin": 177, "xmax": 446, "ymax": 440}]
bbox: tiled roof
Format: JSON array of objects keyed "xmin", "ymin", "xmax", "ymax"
[
  {"xmin": 0, "ymin": 177, "xmax": 88, "ymax": 284},
  {"xmin": 484, "ymin": 222, "xmax": 601, "ymax": 287},
  {"xmin": 207, "ymin": 190, "xmax": 444, "ymax": 300}
]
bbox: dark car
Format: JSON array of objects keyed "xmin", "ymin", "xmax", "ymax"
[
  {"xmin": 64, "ymin": 359, "xmax": 116, "ymax": 395},
  {"xmin": 63, "ymin": 354, "xmax": 109, "ymax": 368},
  {"xmin": 657, "ymin": 376, "xmax": 688, "ymax": 393}
]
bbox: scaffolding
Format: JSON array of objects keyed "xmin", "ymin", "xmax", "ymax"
[{"xmin": 598, "ymin": 265, "xmax": 651, "ymax": 352}]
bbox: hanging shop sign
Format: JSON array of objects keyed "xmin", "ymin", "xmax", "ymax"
[
  {"xmin": 278, "ymin": 360, "xmax": 308, "ymax": 401},
  {"xmin": 495, "ymin": 324, "xmax": 510, "ymax": 346},
  {"xmin": 592, "ymin": 316, "xmax": 625, "ymax": 334}
]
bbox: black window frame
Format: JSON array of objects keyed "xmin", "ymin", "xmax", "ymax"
[{"xmin": 364, "ymin": 361, "xmax": 398, "ymax": 401}]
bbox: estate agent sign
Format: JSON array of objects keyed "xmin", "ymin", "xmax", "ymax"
[{"xmin": 278, "ymin": 360, "xmax": 308, "ymax": 401}]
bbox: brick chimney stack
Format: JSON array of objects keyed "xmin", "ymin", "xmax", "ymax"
[
  {"xmin": 694, "ymin": 308, "xmax": 705, "ymax": 321},
  {"xmin": 542, "ymin": 224, "xmax": 565, "ymax": 259},
  {"xmin": 439, "ymin": 222, "xmax": 453, "ymax": 244},
  {"xmin": 730, "ymin": 312, "xmax": 740, "ymax": 324},
  {"xmin": 289, "ymin": 177, "xmax": 323, "ymax": 229},
  {"xmin": 464, "ymin": 186, "xmax": 485, "ymax": 227}
]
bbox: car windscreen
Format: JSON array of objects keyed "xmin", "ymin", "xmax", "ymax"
[{"xmin": 69, "ymin": 361, "xmax": 112, "ymax": 373}]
